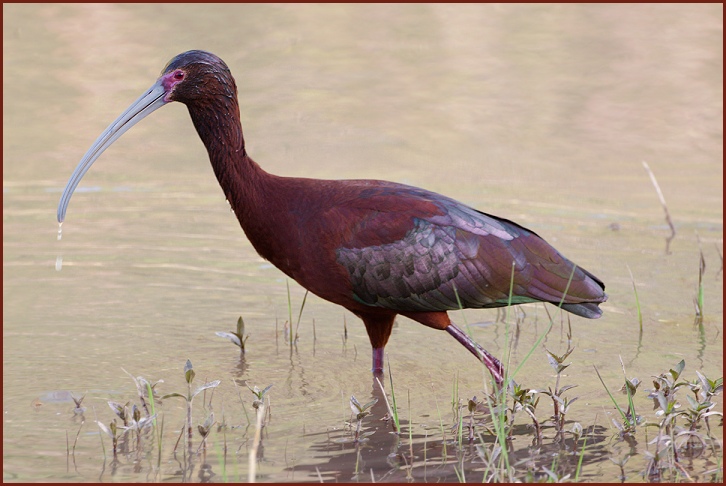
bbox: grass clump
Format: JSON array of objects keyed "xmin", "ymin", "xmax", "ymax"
[{"xmin": 594, "ymin": 358, "xmax": 723, "ymax": 482}]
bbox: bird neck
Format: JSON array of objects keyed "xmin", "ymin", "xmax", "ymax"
[
  {"xmin": 185, "ymin": 100, "xmax": 287, "ymax": 263},
  {"xmin": 185, "ymin": 97, "xmax": 264, "ymax": 196},
  {"xmin": 185, "ymin": 95, "xmax": 246, "ymax": 163}
]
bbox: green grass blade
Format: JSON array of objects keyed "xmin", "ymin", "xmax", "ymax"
[
  {"xmin": 294, "ymin": 290, "xmax": 309, "ymax": 340},
  {"xmin": 387, "ymin": 359, "xmax": 400, "ymax": 432},
  {"xmin": 593, "ymin": 365, "xmax": 629, "ymax": 424},
  {"xmin": 574, "ymin": 433, "xmax": 588, "ymax": 481}
]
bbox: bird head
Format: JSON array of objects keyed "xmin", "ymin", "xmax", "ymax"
[
  {"xmin": 160, "ymin": 50, "xmax": 237, "ymax": 104},
  {"xmin": 57, "ymin": 50, "xmax": 236, "ymax": 223}
]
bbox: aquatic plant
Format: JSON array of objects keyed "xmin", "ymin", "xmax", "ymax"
[
  {"xmin": 215, "ymin": 316, "xmax": 249, "ymax": 354},
  {"xmin": 162, "ymin": 359, "xmax": 221, "ymax": 445}
]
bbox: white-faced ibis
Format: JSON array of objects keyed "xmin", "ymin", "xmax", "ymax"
[{"xmin": 58, "ymin": 50, "xmax": 607, "ymax": 384}]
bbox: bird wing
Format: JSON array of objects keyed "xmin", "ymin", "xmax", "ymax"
[{"xmin": 333, "ymin": 184, "xmax": 604, "ymax": 314}]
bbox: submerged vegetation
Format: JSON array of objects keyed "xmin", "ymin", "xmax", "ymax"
[
  {"xmin": 66, "ymin": 306, "xmax": 721, "ymax": 482},
  {"xmin": 72, "ymin": 346, "xmax": 722, "ymax": 482}
]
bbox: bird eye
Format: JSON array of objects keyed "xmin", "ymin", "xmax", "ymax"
[{"xmin": 173, "ymin": 70, "xmax": 185, "ymax": 81}]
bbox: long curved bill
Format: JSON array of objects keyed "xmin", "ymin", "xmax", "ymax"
[{"xmin": 57, "ymin": 80, "xmax": 170, "ymax": 223}]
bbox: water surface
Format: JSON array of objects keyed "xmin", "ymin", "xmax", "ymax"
[{"xmin": 4, "ymin": 3, "xmax": 722, "ymax": 482}]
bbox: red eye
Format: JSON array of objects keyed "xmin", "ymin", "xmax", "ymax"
[{"xmin": 173, "ymin": 70, "xmax": 185, "ymax": 80}]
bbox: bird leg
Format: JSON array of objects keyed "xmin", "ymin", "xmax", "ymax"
[
  {"xmin": 357, "ymin": 311, "xmax": 396, "ymax": 374},
  {"xmin": 446, "ymin": 323, "xmax": 504, "ymax": 385},
  {"xmin": 372, "ymin": 347, "xmax": 385, "ymax": 373}
]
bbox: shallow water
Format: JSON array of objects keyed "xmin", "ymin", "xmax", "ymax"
[{"xmin": 3, "ymin": 3, "xmax": 722, "ymax": 482}]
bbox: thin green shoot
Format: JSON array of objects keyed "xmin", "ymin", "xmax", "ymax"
[
  {"xmin": 451, "ymin": 370, "xmax": 459, "ymax": 415},
  {"xmin": 232, "ymin": 379, "xmax": 251, "ymax": 425},
  {"xmin": 489, "ymin": 262, "xmax": 518, "ymax": 479},
  {"xmin": 480, "ymin": 362, "xmax": 510, "ymax": 479},
  {"xmin": 497, "ymin": 262, "xmax": 518, "ymax": 478},
  {"xmin": 507, "ymin": 318, "xmax": 554, "ymax": 382},
  {"xmin": 453, "ymin": 272, "xmax": 517, "ymax": 473},
  {"xmin": 156, "ymin": 414, "xmax": 165, "ymax": 474},
  {"xmin": 556, "ymin": 264, "xmax": 577, "ymax": 311},
  {"xmin": 430, "ymin": 383, "xmax": 448, "ymax": 464},
  {"xmin": 144, "ymin": 381, "xmax": 162, "ymax": 472},
  {"xmin": 214, "ymin": 439, "xmax": 227, "ymax": 482},
  {"xmin": 593, "ymin": 365, "xmax": 630, "ymax": 426},
  {"xmin": 478, "ymin": 260, "xmax": 514, "ymax": 484},
  {"xmin": 503, "ymin": 261, "xmax": 515, "ymax": 384},
  {"xmin": 574, "ymin": 428, "xmax": 588, "ymax": 481},
  {"xmin": 407, "ymin": 389, "xmax": 413, "ymax": 480},
  {"xmin": 92, "ymin": 406, "xmax": 107, "ymax": 459},
  {"xmin": 477, "ymin": 431, "xmax": 499, "ymax": 482},
  {"xmin": 387, "ymin": 359, "xmax": 400, "ymax": 432},
  {"xmin": 696, "ymin": 241, "xmax": 705, "ymax": 317},
  {"xmin": 548, "ymin": 454, "xmax": 559, "ymax": 479},
  {"xmin": 502, "ymin": 260, "xmax": 574, "ymax": 384},
  {"xmin": 626, "ymin": 264, "xmax": 643, "ymax": 332},
  {"xmin": 454, "ymin": 457, "xmax": 465, "ymax": 483},
  {"xmin": 422, "ymin": 429, "xmax": 428, "ymax": 477},
  {"xmin": 375, "ymin": 375, "xmax": 399, "ymax": 433},
  {"xmin": 714, "ymin": 452, "xmax": 723, "ymax": 482},
  {"xmin": 478, "ymin": 261, "xmax": 519, "ymax": 482},
  {"xmin": 456, "ymin": 403, "xmax": 464, "ymax": 448},
  {"xmin": 145, "ymin": 382, "xmax": 157, "ymax": 425},
  {"xmin": 485, "ymin": 391, "xmax": 510, "ymax": 480},
  {"xmin": 294, "ymin": 290, "xmax": 309, "ymax": 342},
  {"xmin": 451, "ymin": 283, "xmax": 471, "ymax": 336}
]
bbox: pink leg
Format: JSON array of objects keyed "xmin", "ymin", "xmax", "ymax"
[
  {"xmin": 446, "ymin": 323, "xmax": 504, "ymax": 385},
  {"xmin": 372, "ymin": 347, "xmax": 385, "ymax": 373}
]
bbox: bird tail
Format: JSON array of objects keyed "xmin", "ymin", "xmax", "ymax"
[
  {"xmin": 559, "ymin": 266, "xmax": 607, "ymax": 319},
  {"xmin": 560, "ymin": 301, "xmax": 605, "ymax": 319}
]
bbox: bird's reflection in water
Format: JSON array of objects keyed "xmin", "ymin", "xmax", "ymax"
[{"xmin": 287, "ymin": 372, "xmax": 611, "ymax": 482}]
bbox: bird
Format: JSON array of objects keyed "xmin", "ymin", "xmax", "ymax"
[{"xmin": 58, "ymin": 50, "xmax": 607, "ymax": 384}]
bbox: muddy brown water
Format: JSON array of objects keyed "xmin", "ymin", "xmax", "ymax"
[{"xmin": 4, "ymin": 4, "xmax": 722, "ymax": 482}]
